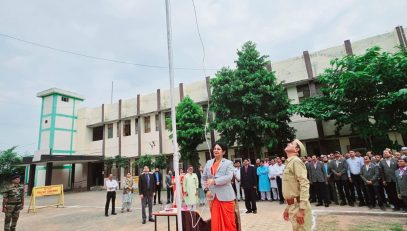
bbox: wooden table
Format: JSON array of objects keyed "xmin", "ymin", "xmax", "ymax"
[{"xmin": 152, "ymin": 209, "xmax": 178, "ymax": 231}]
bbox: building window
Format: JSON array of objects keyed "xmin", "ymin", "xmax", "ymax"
[
  {"xmin": 123, "ymin": 120, "xmax": 131, "ymax": 136},
  {"xmin": 155, "ymin": 114, "xmax": 160, "ymax": 131},
  {"xmin": 117, "ymin": 122, "xmax": 120, "ymax": 137},
  {"xmin": 164, "ymin": 112, "xmax": 171, "ymax": 129},
  {"xmin": 92, "ymin": 126, "xmax": 103, "ymax": 141},
  {"xmin": 296, "ymin": 84, "xmax": 310, "ymax": 102},
  {"xmin": 107, "ymin": 124, "xmax": 113, "ymax": 139},
  {"xmin": 144, "ymin": 116, "xmax": 151, "ymax": 133},
  {"xmin": 61, "ymin": 96, "xmax": 69, "ymax": 102},
  {"xmin": 135, "ymin": 118, "xmax": 139, "ymax": 134}
]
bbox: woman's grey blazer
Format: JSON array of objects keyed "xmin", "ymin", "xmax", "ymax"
[{"xmin": 201, "ymin": 158, "xmax": 236, "ymax": 201}]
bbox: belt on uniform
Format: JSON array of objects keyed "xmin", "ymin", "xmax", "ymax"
[
  {"xmin": 286, "ymin": 197, "xmax": 300, "ymax": 205},
  {"xmin": 6, "ymin": 201, "xmax": 21, "ymax": 205}
]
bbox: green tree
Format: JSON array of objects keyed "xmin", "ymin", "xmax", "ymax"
[
  {"xmin": 103, "ymin": 157, "xmax": 115, "ymax": 176},
  {"xmin": 166, "ymin": 96, "xmax": 205, "ymax": 167},
  {"xmin": 114, "ymin": 155, "xmax": 129, "ymax": 169},
  {"xmin": 294, "ymin": 47, "xmax": 407, "ymax": 152},
  {"xmin": 0, "ymin": 147, "xmax": 24, "ymax": 184},
  {"xmin": 210, "ymin": 41, "xmax": 295, "ymax": 157},
  {"xmin": 134, "ymin": 154, "xmax": 153, "ymax": 170},
  {"xmin": 154, "ymin": 154, "xmax": 168, "ymax": 170}
]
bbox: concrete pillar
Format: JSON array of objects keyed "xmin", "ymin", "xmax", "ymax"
[
  {"xmin": 45, "ymin": 162, "xmax": 53, "ymax": 186},
  {"xmin": 28, "ymin": 164, "xmax": 36, "ymax": 196}
]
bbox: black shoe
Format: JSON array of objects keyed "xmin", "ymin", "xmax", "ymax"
[
  {"xmin": 253, "ymin": 210, "xmax": 257, "ymax": 214},
  {"xmin": 324, "ymin": 203, "xmax": 329, "ymax": 207},
  {"xmin": 111, "ymin": 212, "xmax": 117, "ymax": 215},
  {"xmin": 154, "ymin": 202, "xmax": 156, "ymax": 205},
  {"xmin": 392, "ymin": 207, "xmax": 400, "ymax": 212},
  {"xmin": 316, "ymin": 203, "xmax": 323, "ymax": 206},
  {"xmin": 335, "ymin": 201, "xmax": 339, "ymax": 205},
  {"xmin": 149, "ymin": 218, "xmax": 155, "ymax": 222},
  {"xmin": 167, "ymin": 201, "xmax": 170, "ymax": 204},
  {"xmin": 105, "ymin": 214, "xmax": 109, "ymax": 217},
  {"xmin": 159, "ymin": 202, "xmax": 162, "ymax": 204},
  {"xmin": 340, "ymin": 201, "xmax": 346, "ymax": 206},
  {"xmin": 279, "ymin": 201, "xmax": 284, "ymax": 204},
  {"xmin": 349, "ymin": 202, "xmax": 355, "ymax": 207},
  {"xmin": 358, "ymin": 202, "xmax": 366, "ymax": 207},
  {"xmin": 379, "ymin": 206, "xmax": 386, "ymax": 211},
  {"xmin": 142, "ymin": 220, "xmax": 146, "ymax": 224},
  {"xmin": 245, "ymin": 210, "xmax": 252, "ymax": 214}
]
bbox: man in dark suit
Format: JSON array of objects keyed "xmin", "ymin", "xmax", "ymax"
[
  {"xmin": 380, "ymin": 149, "xmax": 402, "ymax": 211},
  {"xmin": 323, "ymin": 156, "xmax": 338, "ymax": 205},
  {"xmin": 138, "ymin": 166, "xmax": 156, "ymax": 224},
  {"xmin": 241, "ymin": 158, "xmax": 257, "ymax": 214},
  {"xmin": 308, "ymin": 155, "xmax": 328, "ymax": 207},
  {"xmin": 153, "ymin": 167, "xmax": 163, "ymax": 205},
  {"xmin": 330, "ymin": 151, "xmax": 354, "ymax": 206},
  {"xmin": 361, "ymin": 156, "xmax": 385, "ymax": 210}
]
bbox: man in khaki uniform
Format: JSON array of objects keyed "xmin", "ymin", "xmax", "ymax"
[{"xmin": 282, "ymin": 139, "xmax": 312, "ymax": 231}]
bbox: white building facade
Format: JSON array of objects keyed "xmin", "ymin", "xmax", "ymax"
[{"xmin": 24, "ymin": 26, "xmax": 407, "ymax": 193}]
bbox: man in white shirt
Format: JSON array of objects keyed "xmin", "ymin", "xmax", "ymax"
[
  {"xmin": 233, "ymin": 161, "xmax": 245, "ymax": 201},
  {"xmin": 268, "ymin": 159, "xmax": 279, "ymax": 201},
  {"xmin": 105, "ymin": 174, "xmax": 118, "ymax": 217},
  {"xmin": 275, "ymin": 159, "xmax": 285, "ymax": 204}
]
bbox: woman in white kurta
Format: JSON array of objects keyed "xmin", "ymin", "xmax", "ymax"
[{"xmin": 183, "ymin": 166, "xmax": 199, "ymax": 211}]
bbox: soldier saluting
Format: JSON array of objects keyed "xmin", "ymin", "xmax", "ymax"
[
  {"xmin": 282, "ymin": 139, "xmax": 312, "ymax": 231},
  {"xmin": 2, "ymin": 174, "xmax": 24, "ymax": 231}
]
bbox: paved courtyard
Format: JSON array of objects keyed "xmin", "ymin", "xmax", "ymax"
[{"xmin": 1, "ymin": 191, "xmax": 406, "ymax": 231}]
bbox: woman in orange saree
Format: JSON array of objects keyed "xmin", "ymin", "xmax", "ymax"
[{"xmin": 202, "ymin": 142, "xmax": 241, "ymax": 231}]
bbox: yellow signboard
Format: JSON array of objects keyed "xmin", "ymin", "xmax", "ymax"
[
  {"xmin": 28, "ymin": 184, "xmax": 64, "ymax": 213},
  {"xmin": 33, "ymin": 185, "xmax": 62, "ymax": 197}
]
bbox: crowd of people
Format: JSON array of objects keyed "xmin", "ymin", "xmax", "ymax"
[
  {"xmin": 229, "ymin": 147, "xmax": 407, "ymax": 213},
  {"xmin": 99, "ymin": 144, "xmax": 407, "ymax": 231}
]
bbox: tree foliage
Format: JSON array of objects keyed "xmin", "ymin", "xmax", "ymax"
[
  {"xmin": 294, "ymin": 46, "xmax": 407, "ymax": 151},
  {"xmin": 154, "ymin": 154, "xmax": 168, "ymax": 170},
  {"xmin": 0, "ymin": 147, "xmax": 24, "ymax": 183},
  {"xmin": 166, "ymin": 96, "xmax": 205, "ymax": 167},
  {"xmin": 210, "ymin": 41, "xmax": 295, "ymax": 155},
  {"xmin": 134, "ymin": 154, "xmax": 153, "ymax": 170},
  {"xmin": 114, "ymin": 155, "xmax": 129, "ymax": 168}
]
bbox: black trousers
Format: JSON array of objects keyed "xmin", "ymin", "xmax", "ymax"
[
  {"xmin": 327, "ymin": 179, "xmax": 338, "ymax": 203},
  {"xmin": 276, "ymin": 176, "xmax": 284, "ymax": 202},
  {"xmin": 312, "ymin": 182, "xmax": 327, "ymax": 203},
  {"xmin": 309, "ymin": 183, "xmax": 316, "ymax": 202},
  {"xmin": 154, "ymin": 185, "xmax": 162, "ymax": 203},
  {"xmin": 350, "ymin": 174, "xmax": 367, "ymax": 204},
  {"xmin": 166, "ymin": 187, "xmax": 173, "ymax": 203},
  {"xmin": 335, "ymin": 180, "xmax": 353, "ymax": 204},
  {"xmin": 365, "ymin": 184, "xmax": 384, "ymax": 207},
  {"xmin": 105, "ymin": 191, "xmax": 116, "ymax": 215},
  {"xmin": 243, "ymin": 187, "xmax": 257, "ymax": 212},
  {"xmin": 385, "ymin": 181, "xmax": 402, "ymax": 209}
]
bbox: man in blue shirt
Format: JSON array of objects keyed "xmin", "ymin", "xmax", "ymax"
[
  {"xmin": 347, "ymin": 150, "xmax": 367, "ymax": 206},
  {"xmin": 153, "ymin": 167, "xmax": 162, "ymax": 205}
]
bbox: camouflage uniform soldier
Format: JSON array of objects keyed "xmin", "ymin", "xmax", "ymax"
[
  {"xmin": 2, "ymin": 175, "xmax": 24, "ymax": 231},
  {"xmin": 282, "ymin": 139, "xmax": 312, "ymax": 231}
]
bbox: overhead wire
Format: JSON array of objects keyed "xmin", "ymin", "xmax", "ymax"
[
  {"xmin": 0, "ymin": 32, "xmax": 218, "ymax": 71},
  {"xmin": 189, "ymin": 0, "xmax": 213, "ymax": 228}
]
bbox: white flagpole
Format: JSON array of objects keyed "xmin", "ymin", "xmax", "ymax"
[{"xmin": 164, "ymin": 0, "xmax": 183, "ymax": 230}]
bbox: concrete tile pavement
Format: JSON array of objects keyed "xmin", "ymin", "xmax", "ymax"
[{"xmin": 1, "ymin": 191, "xmax": 405, "ymax": 231}]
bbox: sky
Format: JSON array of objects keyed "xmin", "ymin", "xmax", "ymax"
[{"xmin": 0, "ymin": 0, "xmax": 406, "ymax": 155}]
